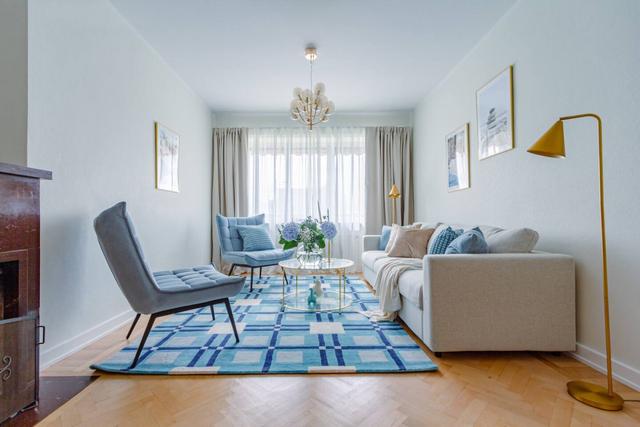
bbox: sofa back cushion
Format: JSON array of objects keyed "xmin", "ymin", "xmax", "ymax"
[
  {"xmin": 387, "ymin": 227, "xmax": 435, "ymax": 258},
  {"xmin": 445, "ymin": 227, "xmax": 488, "ymax": 254},
  {"xmin": 486, "ymin": 228, "xmax": 539, "ymax": 253}
]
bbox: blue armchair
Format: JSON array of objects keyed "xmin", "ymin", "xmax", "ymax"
[
  {"xmin": 95, "ymin": 202, "xmax": 245, "ymax": 369},
  {"xmin": 215, "ymin": 213, "xmax": 295, "ymax": 291}
]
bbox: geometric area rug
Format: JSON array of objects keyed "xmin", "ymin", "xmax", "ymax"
[{"xmin": 91, "ymin": 275, "xmax": 438, "ymax": 375}]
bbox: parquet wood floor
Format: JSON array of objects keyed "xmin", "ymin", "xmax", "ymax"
[{"xmin": 39, "ymin": 277, "xmax": 640, "ymax": 426}]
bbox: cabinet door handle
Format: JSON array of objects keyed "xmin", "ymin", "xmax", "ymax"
[
  {"xmin": 0, "ymin": 355, "xmax": 11, "ymax": 381},
  {"xmin": 37, "ymin": 325, "xmax": 46, "ymax": 345}
]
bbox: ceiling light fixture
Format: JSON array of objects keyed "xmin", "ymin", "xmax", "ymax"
[{"xmin": 290, "ymin": 45, "xmax": 335, "ymax": 131}]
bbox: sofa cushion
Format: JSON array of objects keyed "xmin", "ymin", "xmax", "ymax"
[
  {"xmin": 487, "ymin": 228, "xmax": 539, "ymax": 253},
  {"xmin": 387, "ymin": 227, "xmax": 434, "ymax": 258},
  {"xmin": 372, "ymin": 256, "xmax": 422, "ymax": 274},
  {"xmin": 362, "ymin": 250, "xmax": 388, "ymax": 271},
  {"xmin": 445, "ymin": 227, "xmax": 488, "ymax": 254},
  {"xmin": 398, "ymin": 269, "xmax": 423, "ymax": 309}
]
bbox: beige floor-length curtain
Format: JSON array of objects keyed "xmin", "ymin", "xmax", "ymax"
[
  {"xmin": 365, "ymin": 127, "xmax": 414, "ymax": 234},
  {"xmin": 212, "ymin": 128, "xmax": 248, "ymax": 267}
]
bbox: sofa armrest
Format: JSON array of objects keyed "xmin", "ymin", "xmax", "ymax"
[
  {"xmin": 362, "ymin": 235, "xmax": 381, "ymax": 252},
  {"xmin": 422, "ymin": 253, "xmax": 575, "ymax": 352}
]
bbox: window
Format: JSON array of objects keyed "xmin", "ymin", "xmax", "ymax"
[{"xmin": 247, "ymin": 127, "xmax": 366, "ymax": 265}]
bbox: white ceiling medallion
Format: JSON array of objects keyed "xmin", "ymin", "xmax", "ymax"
[{"xmin": 289, "ymin": 45, "xmax": 335, "ymax": 131}]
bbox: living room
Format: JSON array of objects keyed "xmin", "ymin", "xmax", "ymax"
[{"xmin": 1, "ymin": 0, "xmax": 639, "ymax": 425}]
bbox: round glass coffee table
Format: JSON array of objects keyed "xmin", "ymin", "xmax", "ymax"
[{"xmin": 278, "ymin": 258, "xmax": 354, "ymax": 312}]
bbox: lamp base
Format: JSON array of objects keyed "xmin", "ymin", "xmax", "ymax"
[{"xmin": 567, "ymin": 380, "xmax": 624, "ymax": 411}]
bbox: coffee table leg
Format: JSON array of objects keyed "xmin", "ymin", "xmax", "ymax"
[
  {"xmin": 281, "ymin": 268, "xmax": 285, "ymax": 310},
  {"xmin": 339, "ymin": 269, "xmax": 343, "ymax": 314}
]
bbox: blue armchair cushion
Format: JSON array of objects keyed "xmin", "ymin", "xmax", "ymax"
[
  {"xmin": 153, "ymin": 265, "xmax": 243, "ymax": 292},
  {"xmin": 216, "ymin": 213, "xmax": 265, "ymax": 252},
  {"xmin": 232, "ymin": 224, "xmax": 275, "ymax": 251},
  {"xmin": 223, "ymin": 249, "xmax": 296, "ymax": 267},
  {"xmin": 445, "ymin": 227, "xmax": 489, "ymax": 254}
]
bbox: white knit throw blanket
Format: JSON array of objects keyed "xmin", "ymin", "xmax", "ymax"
[{"xmin": 364, "ymin": 258, "xmax": 423, "ymax": 321}]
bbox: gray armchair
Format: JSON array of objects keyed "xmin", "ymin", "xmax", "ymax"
[{"xmin": 94, "ymin": 202, "xmax": 245, "ymax": 369}]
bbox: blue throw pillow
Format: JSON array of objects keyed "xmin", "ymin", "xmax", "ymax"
[
  {"xmin": 233, "ymin": 224, "xmax": 275, "ymax": 251},
  {"xmin": 429, "ymin": 226, "xmax": 463, "ymax": 254},
  {"xmin": 445, "ymin": 227, "xmax": 488, "ymax": 254},
  {"xmin": 379, "ymin": 225, "xmax": 392, "ymax": 250}
]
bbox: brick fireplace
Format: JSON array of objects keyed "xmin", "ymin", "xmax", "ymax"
[{"xmin": 0, "ymin": 162, "xmax": 51, "ymax": 422}]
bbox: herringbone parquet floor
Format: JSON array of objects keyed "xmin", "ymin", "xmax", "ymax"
[{"xmin": 40, "ymin": 279, "xmax": 640, "ymax": 426}]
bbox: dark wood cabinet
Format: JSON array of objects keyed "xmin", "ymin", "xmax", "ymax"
[{"xmin": 0, "ymin": 162, "xmax": 51, "ymax": 423}]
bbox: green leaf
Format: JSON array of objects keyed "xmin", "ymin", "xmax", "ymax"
[{"xmin": 283, "ymin": 241, "xmax": 298, "ymax": 250}]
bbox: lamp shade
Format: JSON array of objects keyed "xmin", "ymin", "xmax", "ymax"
[
  {"xmin": 388, "ymin": 184, "xmax": 401, "ymax": 198},
  {"xmin": 527, "ymin": 120, "xmax": 566, "ymax": 158}
]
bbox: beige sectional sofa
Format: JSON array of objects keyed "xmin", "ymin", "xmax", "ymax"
[{"xmin": 362, "ymin": 223, "xmax": 576, "ymax": 355}]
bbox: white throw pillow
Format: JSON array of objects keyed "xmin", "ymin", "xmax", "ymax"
[{"xmin": 486, "ymin": 228, "xmax": 539, "ymax": 253}]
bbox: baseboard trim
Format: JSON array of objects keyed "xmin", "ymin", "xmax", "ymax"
[
  {"xmin": 40, "ymin": 309, "xmax": 135, "ymax": 370},
  {"xmin": 566, "ymin": 343, "xmax": 640, "ymax": 392}
]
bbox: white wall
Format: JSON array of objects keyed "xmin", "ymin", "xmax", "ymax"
[
  {"xmin": 28, "ymin": 0, "xmax": 213, "ymax": 367},
  {"xmin": 0, "ymin": 0, "xmax": 28, "ymax": 165},
  {"xmin": 413, "ymin": 0, "xmax": 640, "ymax": 388},
  {"xmin": 214, "ymin": 111, "xmax": 413, "ymax": 128}
]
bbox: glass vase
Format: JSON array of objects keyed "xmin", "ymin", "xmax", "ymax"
[{"xmin": 296, "ymin": 245, "xmax": 323, "ymax": 267}]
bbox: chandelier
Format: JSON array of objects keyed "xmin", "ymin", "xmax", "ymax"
[{"xmin": 290, "ymin": 45, "xmax": 335, "ymax": 131}]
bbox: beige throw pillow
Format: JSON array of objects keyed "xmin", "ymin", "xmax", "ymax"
[
  {"xmin": 387, "ymin": 227, "xmax": 435, "ymax": 258},
  {"xmin": 385, "ymin": 223, "xmax": 421, "ymax": 252}
]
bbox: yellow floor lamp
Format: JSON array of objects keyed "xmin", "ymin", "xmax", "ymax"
[{"xmin": 527, "ymin": 113, "xmax": 624, "ymax": 411}]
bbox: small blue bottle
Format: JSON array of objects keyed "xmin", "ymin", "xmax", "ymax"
[{"xmin": 307, "ymin": 289, "xmax": 317, "ymax": 308}]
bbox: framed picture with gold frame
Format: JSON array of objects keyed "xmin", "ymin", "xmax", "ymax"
[
  {"xmin": 447, "ymin": 123, "xmax": 470, "ymax": 192},
  {"xmin": 155, "ymin": 122, "xmax": 180, "ymax": 192},
  {"xmin": 476, "ymin": 65, "xmax": 514, "ymax": 160}
]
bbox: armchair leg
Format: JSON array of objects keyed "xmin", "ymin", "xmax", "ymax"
[
  {"xmin": 250, "ymin": 267, "xmax": 255, "ymax": 292},
  {"xmin": 126, "ymin": 313, "xmax": 141, "ymax": 339},
  {"xmin": 129, "ymin": 314, "xmax": 156, "ymax": 369},
  {"xmin": 224, "ymin": 298, "xmax": 240, "ymax": 343},
  {"xmin": 259, "ymin": 266, "xmax": 262, "ymax": 279},
  {"xmin": 228, "ymin": 264, "xmax": 236, "ymax": 276},
  {"xmin": 210, "ymin": 305, "xmax": 215, "ymax": 321}
]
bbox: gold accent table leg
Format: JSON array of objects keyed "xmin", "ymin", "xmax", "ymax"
[{"xmin": 339, "ymin": 269, "xmax": 343, "ymax": 314}]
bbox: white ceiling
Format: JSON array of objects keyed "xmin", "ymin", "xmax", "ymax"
[{"xmin": 110, "ymin": 0, "xmax": 515, "ymax": 113}]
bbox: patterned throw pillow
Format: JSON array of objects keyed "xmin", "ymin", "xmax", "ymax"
[
  {"xmin": 233, "ymin": 224, "xmax": 275, "ymax": 251},
  {"xmin": 428, "ymin": 226, "xmax": 463, "ymax": 254},
  {"xmin": 445, "ymin": 227, "xmax": 488, "ymax": 254}
]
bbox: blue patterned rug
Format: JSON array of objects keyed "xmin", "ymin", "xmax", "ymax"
[{"xmin": 92, "ymin": 275, "xmax": 437, "ymax": 375}]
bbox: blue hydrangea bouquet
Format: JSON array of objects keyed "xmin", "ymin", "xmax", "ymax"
[{"xmin": 278, "ymin": 205, "xmax": 337, "ymax": 265}]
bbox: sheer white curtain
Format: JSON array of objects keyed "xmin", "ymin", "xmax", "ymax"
[{"xmin": 247, "ymin": 127, "xmax": 366, "ymax": 270}]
